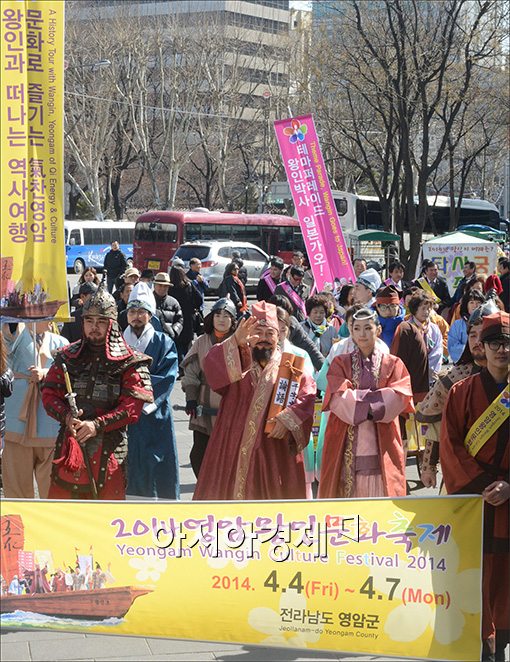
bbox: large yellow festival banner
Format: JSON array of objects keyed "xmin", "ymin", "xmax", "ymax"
[
  {"xmin": 0, "ymin": 497, "xmax": 482, "ymax": 660},
  {"xmin": 0, "ymin": 0, "xmax": 68, "ymax": 322}
]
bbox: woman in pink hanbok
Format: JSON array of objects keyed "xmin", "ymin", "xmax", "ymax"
[{"xmin": 319, "ymin": 308, "xmax": 414, "ymax": 498}]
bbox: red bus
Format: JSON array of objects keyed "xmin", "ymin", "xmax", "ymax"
[{"xmin": 133, "ymin": 209, "xmax": 305, "ymax": 273}]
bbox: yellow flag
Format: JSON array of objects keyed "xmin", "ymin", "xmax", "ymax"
[{"xmin": 1, "ymin": 1, "xmax": 69, "ymax": 322}]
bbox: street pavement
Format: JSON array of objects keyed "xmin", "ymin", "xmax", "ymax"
[{"xmin": 1, "ymin": 279, "xmax": 448, "ymax": 661}]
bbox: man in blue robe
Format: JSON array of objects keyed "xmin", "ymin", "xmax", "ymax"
[{"xmin": 123, "ymin": 283, "xmax": 180, "ymax": 499}]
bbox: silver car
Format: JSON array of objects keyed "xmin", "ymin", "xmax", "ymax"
[{"xmin": 173, "ymin": 241, "xmax": 269, "ymax": 292}]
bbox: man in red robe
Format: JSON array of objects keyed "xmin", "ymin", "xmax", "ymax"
[
  {"xmin": 441, "ymin": 311, "xmax": 509, "ymax": 662},
  {"xmin": 319, "ymin": 307, "xmax": 414, "ymax": 498},
  {"xmin": 193, "ymin": 301, "xmax": 316, "ymax": 500}
]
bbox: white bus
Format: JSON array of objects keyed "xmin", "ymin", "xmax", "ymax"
[
  {"xmin": 268, "ymin": 183, "xmax": 503, "ymax": 244},
  {"xmin": 64, "ymin": 220, "xmax": 134, "ymax": 274}
]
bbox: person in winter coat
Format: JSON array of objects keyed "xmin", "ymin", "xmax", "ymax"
[
  {"xmin": 169, "ymin": 266, "xmax": 202, "ymax": 370},
  {"xmin": 301, "ymin": 294, "xmax": 338, "ymax": 358},
  {"xmin": 218, "ymin": 263, "xmax": 248, "ymax": 317},
  {"xmin": 230, "ymin": 251, "xmax": 248, "ymax": 285},
  {"xmin": 447, "ymin": 289, "xmax": 484, "ymax": 363},
  {"xmin": 152, "ymin": 272, "xmax": 184, "ymax": 341},
  {"xmin": 103, "ymin": 241, "xmax": 128, "ymax": 293}
]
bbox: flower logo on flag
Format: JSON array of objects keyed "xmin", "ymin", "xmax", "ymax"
[{"xmin": 283, "ymin": 119, "xmax": 307, "ymax": 144}]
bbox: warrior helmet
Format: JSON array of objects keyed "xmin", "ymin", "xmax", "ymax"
[
  {"xmin": 467, "ymin": 295, "xmax": 499, "ymax": 327},
  {"xmin": 83, "ymin": 271, "xmax": 118, "ymax": 320},
  {"xmin": 211, "ymin": 297, "xmax": 237, "ymax": 319}
]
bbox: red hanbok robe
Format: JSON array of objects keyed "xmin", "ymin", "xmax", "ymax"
[
  {"xmin": 193, "ymin": 336, "xmax": 316, "ymax": 500},
  {"xmin": 441, "ymin": 370, "xmax": 509, "ymax": 643},
  {"xmin": 318, "ymin": 350, "xmax": 414, "ymax": 499}
]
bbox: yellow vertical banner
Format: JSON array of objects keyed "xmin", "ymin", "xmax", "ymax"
[
  {"xmin": 0, "ymin": 0, "xmax": 68, "ymax": 322},
  {"xmin": 0, "ymin": 497, "xmax": 483, "ymax": 661}
]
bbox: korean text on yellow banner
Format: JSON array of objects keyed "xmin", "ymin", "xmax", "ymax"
[
  {"xmin": 0, "ymin": 1, "xmax": 68, "ymax": 322},
  {"xmin": 0, "ymin": 497, "xmax": 482, "ymax": 661}
]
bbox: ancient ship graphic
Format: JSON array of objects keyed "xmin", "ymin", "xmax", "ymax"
[
  {"xmin": 0, "ymin": 514, "xmax": 152, "ymax": 621},
  {"xmin": 0, "ymin": 586, "xmax": 152, "ymax": 620}
]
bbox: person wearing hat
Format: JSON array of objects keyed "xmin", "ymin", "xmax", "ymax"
[
  {"xmin": 41, "ymin": 280, "xmax": 153, "ymax": 500},
  {"xmin": 103, "ymin": 241, "xmax": 128, "ymax": 293},
  {"xmin": 257, "ymin": 257, "xmax": 284, "ymax": 302},
  {"xmin": 61, "ymin": 282, "xmax": 98, "ymax": 343},
  {"xmin": 193, "ymin": 301, "xmax": 316, "ymax": 500},
  {"xmin": 375, "ymin": 284, "xmax": 405, "ymax": 348},
  {"xmin": 152, "ymin": 272, "xmax": 184, "ymax": 342},
  {"xmin": 113, "ymin": 266, "xmax": 140, "ymax": 301},
  {"xmin": 122, "ymin": 267, "xmax": 141, "ymax": 286},
  {"xmin": 441, "ymin": 311, "xmax": 509, "ymax": 661},
  {"xmin": 417, "ymin": 297, "xmax": 497, "ymax": 489},
  {"xmin": 318, "ymin": 307, "xmax": 414, "ymax": 499},
  {"xmin": 181, "ymin": 298, "xmax": 237, "ymax": 478},
  {"xmin": 274, "ymin": 265, "xmax": 308, "ymax": 321},
  {"xmin": 353, "ymin": 268, "xmax": 382, "ymax": 308},
  {"xmin": 123, "ymin": 283, "xmax": 180, "ymax": 499}
]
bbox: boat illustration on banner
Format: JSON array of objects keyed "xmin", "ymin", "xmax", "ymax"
[
  {"xmin": 0, "ymin": 586, "xmax": 152, "ymax": 620},
  {"xmin": 0, "ymin": 514, "xmax": 152, "ymax": 622}
]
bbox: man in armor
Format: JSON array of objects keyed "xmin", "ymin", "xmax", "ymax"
[{"xmin": 41, "ymin": 281, "xmax": 153, "ymax": 499}]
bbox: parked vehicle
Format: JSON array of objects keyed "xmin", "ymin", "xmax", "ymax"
[
  {"xmin": 133, "ymin": 208, "xmax": 304, "ymax": 274},
  {"xmin": 173, "ymin": 241, "xmax": 270, "ymax": 292},
  {"xmin": 64, "ymin": 220, "xmax": 134, "ymax": 274}
]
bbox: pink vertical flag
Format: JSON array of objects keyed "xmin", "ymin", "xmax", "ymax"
[{"xmin": 274, "ymin": 114, "xmax": 355, "ymax": 291}]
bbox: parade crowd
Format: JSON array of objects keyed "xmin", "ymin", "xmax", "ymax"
[{"xmin": 0, "ymin": 244, "xmax": 509, "ymax": 661}]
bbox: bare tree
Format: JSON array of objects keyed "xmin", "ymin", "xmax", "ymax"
[{"xmin": 309, "ymin": 0, "xmax": 508, "ymax": 275}]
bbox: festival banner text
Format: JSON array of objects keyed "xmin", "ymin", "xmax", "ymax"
[{"xmin": 0, "ymin": 497, "xmax": 482, "ymax": 661}]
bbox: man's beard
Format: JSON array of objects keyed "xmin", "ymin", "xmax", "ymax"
[
  {"xmin": 252, "ymin": 346, "xmax": 274, "ymax": 363},
  {"xmin": 471, "ymin": 350, "xmax": 485, "ymax": 363},
  {"xmin": 85, "ymin": 335, "xmax": 106, "ymax": 347},
  {"xmin": 129, "ymin": 323, "xmax": 145, "ymax": 338}
]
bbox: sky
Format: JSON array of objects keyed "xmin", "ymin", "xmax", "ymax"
[{"xmin": 290, "ymin": 1, "xmax": 313, "ymax": 10}]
